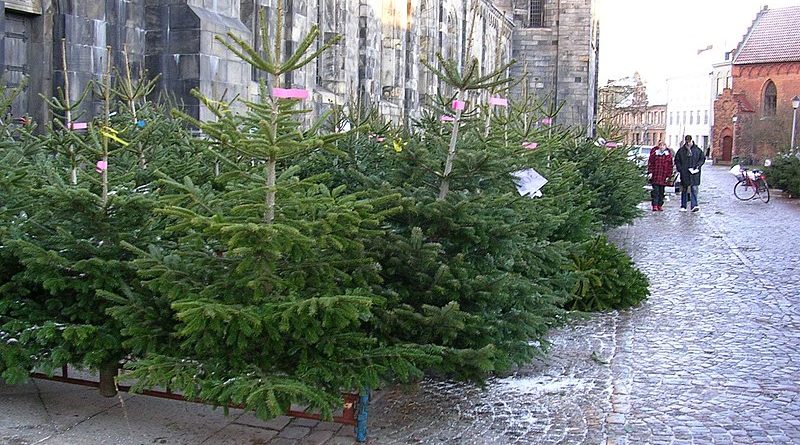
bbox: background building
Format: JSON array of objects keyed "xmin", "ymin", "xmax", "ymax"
[
  {"xmin": 712, "ymin": 5, "xmax": 800, "ymax": 164},
  {"xmin": 599, "ymin": 73, "xmax": 666, "ymax": 147},
  {"xmin": 1, "ymin": 0, "xmax": 598, "ymax": 132},
  {"xmin": 666, "ymin": 74, "xmax": 712, "ymax": 152},
  {"xmin": 507, "ymin": 0, "xmax": 600, "ymax": 136}
]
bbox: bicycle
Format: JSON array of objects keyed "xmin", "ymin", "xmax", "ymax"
[{"xmin": 733, "ymin": 166, "xmax": 770, "ymax": 203}]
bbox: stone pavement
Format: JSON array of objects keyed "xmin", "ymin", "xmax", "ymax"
[{"xmin": 3, "ymin": 164, "xmax": 800, "ymax": 444}]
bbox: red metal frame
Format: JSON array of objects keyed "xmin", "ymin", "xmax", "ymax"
[{"xmin": 30, "ymin": 367, "xmax": 357, "ymax": 425}]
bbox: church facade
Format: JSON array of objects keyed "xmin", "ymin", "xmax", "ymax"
[{"xmin": 1, "ymin": 0, "xmax": 597, "ymax": 133}]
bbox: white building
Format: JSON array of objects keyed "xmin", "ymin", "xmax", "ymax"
[
  {"xmin": 666, "ymin": 75, "xmax": 713, "ymax": 152},
  {"xmin": 710, "ymin": 51, "xmax": 734, "ymax": 130},
  {"xmin": 665, "ymin": 45, "xmax": 729, "ymax": 153}
]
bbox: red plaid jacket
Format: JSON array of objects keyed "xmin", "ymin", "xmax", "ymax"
[{"xmin": 647, "ymin": 147, "xmax": 674, "ymax": 185}]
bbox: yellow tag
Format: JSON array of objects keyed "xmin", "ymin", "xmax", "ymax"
[{"xmin": 100, "ymin": 126, "xmax": 130, "ymax": 146}]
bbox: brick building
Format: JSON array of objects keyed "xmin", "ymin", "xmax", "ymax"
[
  {"xmin": 1, "ymin": 0, "xmax": 598, "ymax": 132},
  {"xmin": 599, "ymin": 73, "xmax": 666, "ymax": 147},
  {"xmin": 711, "ymin": 5, "xmax": 800, "ymax": 164}
]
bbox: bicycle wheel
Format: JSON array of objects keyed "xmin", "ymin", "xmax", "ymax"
[
  {"xmin": 757, "ymin": 178, "xmax": 770, "ymax": 203},
  {"xmin": 734, "ymin": 179, "xmax": 756, "ymax": 200}
]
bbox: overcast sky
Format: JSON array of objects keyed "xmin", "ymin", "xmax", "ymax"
[{"xmin": 598, "ymin": 0, "xmax": 799, "ymax": 89}]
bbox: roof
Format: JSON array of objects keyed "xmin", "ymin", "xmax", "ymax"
[{"xmin": 733, "ymin": 6, "xmax": 800, "ymax": 65}]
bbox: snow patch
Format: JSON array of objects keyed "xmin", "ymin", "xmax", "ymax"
[{"xmin": 493, "ymin": 376, "xmax": 588, "ymax": 395}]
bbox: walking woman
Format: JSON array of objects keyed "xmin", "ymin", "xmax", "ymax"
[{"xmin": 647, "ymin": 141, "xmax": 673, "ymax": 211}]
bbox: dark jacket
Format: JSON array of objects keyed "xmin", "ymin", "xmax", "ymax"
[{"xmin": 674, "ymin": 143, "xmax": 705, "ymax": 186}]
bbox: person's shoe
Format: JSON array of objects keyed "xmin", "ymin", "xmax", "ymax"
[
  {"xmin": 692, "ymin": 206, "xmax": 700, "ymax": 212},
  {"xmin": 652, "ymin": 205, "xmax": 657, "ymax": 212},
  {"xmin": 680, "ymin": 207, "xmax": 688, "ymax": 212},
  {"xmin": 657, "ymin": 206, "xmax": 663, "ymax": 211}
]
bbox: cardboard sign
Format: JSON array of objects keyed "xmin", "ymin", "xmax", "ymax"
[{"xmin": 511, "ymin": 168, "xmax": 548, "ymax": 198}]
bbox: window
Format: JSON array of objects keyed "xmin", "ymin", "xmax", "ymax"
[
  {"xmin": 529, "ymin": 0, "xmax": 545, "ymax": 27},
  {"xmin": 661, "ymin": 111, "xmax": 665, "ymax": 123},
  {"xmin": 704, "ymin": 110, "xmax": 709, "ymax": 124},
  {"xmin": 764, "ymin": 81, "xmax": 777, "ymax": 116},
  {"xmin": 697, "ymin": 110, "xmax": 701, "ymax": 124},
  {"xmin": 683, "ymin": 111, "xmax": 687, "ymax": 124},
  {"xmin": 669, "ymin": 112, "xmax": 673, "ymax": 125},
  {"xmin": 689, "ymin": 111, "xmax": 693, "ymax": 125}
]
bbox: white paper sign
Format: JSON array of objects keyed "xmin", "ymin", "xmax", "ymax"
[{"xmin": 512, "ymin": 168, "xmax": 548, "ymax": 198}]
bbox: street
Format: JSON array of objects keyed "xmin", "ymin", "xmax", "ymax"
[{"xmin": 3, "ymin": 164, "xmax": 799, "ymax": 445}]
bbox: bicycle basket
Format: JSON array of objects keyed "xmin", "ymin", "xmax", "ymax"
[{"xmin": 729, "ymin": 165, "xmax": 744, "ymax": 179}]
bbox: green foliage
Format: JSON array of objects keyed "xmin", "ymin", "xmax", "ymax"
[
  {"xmin": 765, "ymin": 155, "xmax": 800, "ymax": 197},
  {"xmin": 0, "ymin": 74, "xmax": 198, "ymax": 382},
  {"xmin": 563, "ymin": 236, "xmax": 650, "ymax": 312},
  {"xmin": 551, "ymin": 142, "xmax": 647, "ymax": 229},
  {"xmin": 107, "ymin": 20, "xmax": 441, "ymax": 419},
  {"xmin": 0, "ymin": 8, "xmax": 650, "ymax": 422}
]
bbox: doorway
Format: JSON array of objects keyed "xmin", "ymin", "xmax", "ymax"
[
  {"xmin": 3, "ymin": 13, "xmax": 31, "ymax": 119},
  {"xmin": 722, "ymin": 135, "xmax": 732, "ymax": 162}
]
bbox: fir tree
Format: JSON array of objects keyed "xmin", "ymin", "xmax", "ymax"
[
  {"xmin": 0, "ymin": 48, "xmax": 198, "ymax": 396},
  {"xmin": 115, "ymin": 6, "xmax": 438, "ymax": 418}
]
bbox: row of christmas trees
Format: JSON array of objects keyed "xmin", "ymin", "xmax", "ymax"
[{"xmin": 0, "ymin": 14, "xmax": 648, "ymax": 418}]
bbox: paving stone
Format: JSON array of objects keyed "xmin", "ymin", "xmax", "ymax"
[
  {"xmin": 278, "ymin": 425, "xmax": 311, "ymax": 439},
  {"xmin": 290, "ymin": 417, "xmax": 321, "ymax": 428},
  {"xmin": 299, "ymin": 429, "xmax": 335, "ymax": 444}
]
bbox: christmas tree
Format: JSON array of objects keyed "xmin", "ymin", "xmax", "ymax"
[
  {"xmin": 0, "ymin": 48, "xmax": 198, "ymax": 396},
  {"xmin": 114, "ymin": 8, "xmax": 437, "ymax": 418}
]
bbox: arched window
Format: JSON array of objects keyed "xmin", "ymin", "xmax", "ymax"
[{"xmin": 764, "ymin": 81, "xmax": 777, "ymax": 116}]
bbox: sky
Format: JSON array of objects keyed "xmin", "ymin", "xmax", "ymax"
[{"xmin": 598, "ymin": 0, "xmax": 800, "ymax": 91}]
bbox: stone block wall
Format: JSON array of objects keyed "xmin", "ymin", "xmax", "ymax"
[
  {"xmin": 510, "ymin": 0, "xmax": 598, "ymax": 134},
  {"xmin": 3, "ymin": 0, "xmax": 595, "ymax": 131},
  {"xmin": 146, "ymin": 1, "xmax": 252, "ymax": 120}
]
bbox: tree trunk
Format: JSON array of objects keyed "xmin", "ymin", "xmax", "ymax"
[{"xmin": 98, "ymin": 362, "xmax": 119, "ymax": 397}]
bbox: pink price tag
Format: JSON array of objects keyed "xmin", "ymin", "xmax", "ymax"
[
  {"xmin": 69, "ymin": 122, "xmax": 88, "ymax": 130},
  {"xmin": 541, "ymin": 117, "xmax": 553, "ymax": 126},
  {"xmin": 452, "ymin": 100, "xmax": 465, "ymax": 111},
  {"xmin": 523, "ymin": 142, "xmax": 538, "ymax": 150},
  {"xmin": 272, "ymin": 88, "xmax": 310, "ymax": 100},
  {"xmin": 488, "ymin": 97, "xmax": 508, "ymax": 107},
  {"xmin": 95, "ymin": 160, "xmax": 108, "ymax": 172},
  {"xmin": 440, "ymin": 115, "xmax": 455, "ymax": 122},
  {"xmin": 605, "ymin": 142, "xmax": 619, "ymax": 148},
  {"xmin": 376, "ymin": 137, "xmax": 385, "ymax": 142}
]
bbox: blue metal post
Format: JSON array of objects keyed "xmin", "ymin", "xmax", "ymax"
[{"xmin": 355, "ymin": 388, "xmax": 369, "ymax": 442}]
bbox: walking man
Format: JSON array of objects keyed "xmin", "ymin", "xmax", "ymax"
[{"xmin": 674, "ymin": 135, "xmax": 705, "ymax": 212}]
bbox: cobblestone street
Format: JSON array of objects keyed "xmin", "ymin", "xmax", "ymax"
[
  {"xmin": 368, "ymin": 164, "xmax": 800, "ymax": 444},
  {"xmin": 2, "ymin": 164, "xmax": 799, "ymax": 444}
]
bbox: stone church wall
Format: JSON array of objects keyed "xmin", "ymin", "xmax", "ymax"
[{"xmin": 2, "ymin": 0, "xmax": 595, "ymax": 132}]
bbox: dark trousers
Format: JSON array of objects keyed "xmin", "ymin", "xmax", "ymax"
[{"xmin": 651, "ymin": 185, "xmax": 665, "ymax": 207}]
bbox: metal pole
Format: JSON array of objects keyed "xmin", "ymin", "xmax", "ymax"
[
  {"xmin": 355, "ymin": 388, "xmax": 369, "ymax": 442},
  {"xmin": 791, "ymin": 107, "xmax": 798, "ymax": 151}
]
